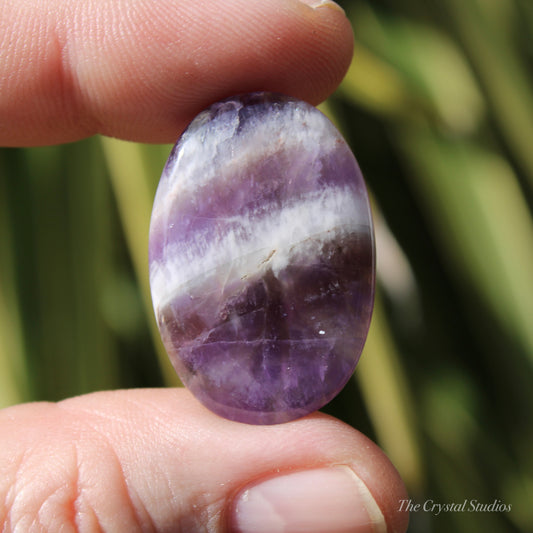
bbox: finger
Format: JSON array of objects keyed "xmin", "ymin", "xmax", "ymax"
[
  {"xmin": 0, "ymin": 388, "xmax": 408, "ymax": 532},
  {"xmin": 0, "ymin": 0, "xmax": 353, "ymax": 146}
]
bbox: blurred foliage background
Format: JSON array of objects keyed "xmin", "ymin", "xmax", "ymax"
[{"xmin": 1, "ymin": 0, "xmax": 532, "ymax": 531}]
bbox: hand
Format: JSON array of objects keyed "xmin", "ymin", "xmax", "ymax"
[{"xmin": 0, "ymin": 1, "xmax": 409, "ymax": 531}]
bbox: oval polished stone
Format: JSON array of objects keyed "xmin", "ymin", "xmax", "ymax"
[{"xmin": 149, "ymin": 92, "xmax": 375, "ymax": 424}]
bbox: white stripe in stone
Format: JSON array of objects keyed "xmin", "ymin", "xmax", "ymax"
[{"xmin": 150, "ymin": 185, "xmax": 369, "ymax": 312}]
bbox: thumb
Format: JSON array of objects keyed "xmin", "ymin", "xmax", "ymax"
[{"xmin": 0, "ymin": 388, "xmax": 408, "ymax": 532}]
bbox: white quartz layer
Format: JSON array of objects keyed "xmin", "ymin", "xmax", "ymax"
[{"xmin": 150, "ymin": 185, "xmax": 369, "ymax": 312}]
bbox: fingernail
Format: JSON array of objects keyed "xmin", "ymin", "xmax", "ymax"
[
  {"xmin": 299, "ymin": 0, "xmax": 346, "ymax": 14},
  {"xmin": 232, "ymin": 465, "xmax": 387, "ymax": 533}
]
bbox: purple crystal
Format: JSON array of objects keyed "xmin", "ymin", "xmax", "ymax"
[{"xmin": 149, "ymin": 92, "xmax": 375, "ymax": 424}]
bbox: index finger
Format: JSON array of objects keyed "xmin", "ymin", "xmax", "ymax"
[{"xmin": 0, "ymin": 0, "xmax": 353, "ymax": 146}]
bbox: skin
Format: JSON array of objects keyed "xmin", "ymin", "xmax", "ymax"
[
  {"xmin": 0, "ymin": 390, "xmax": 409, "ymax": 531},
  {"xmin": 1, "ymin": 0, "xmax": 353, "ymax": 145},
  {"xmin": 0, "ymin": 0, "xmax": 409, "ymax": 531}
]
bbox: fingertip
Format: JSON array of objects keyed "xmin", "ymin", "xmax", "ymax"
[
  {"xmin": 0, "ymin": 0, "xmax": 354, "ymax": 145},
  {"xmin": 61, "ymin": 390, "xmax": 408, "ymax": 532},
  {"xmin": 0, "ymin": 390, "xmax": 408, "ymax": 532},
  {"xmin": 89, "ymin": 0, "xmax": 355, "ymax": 143}
]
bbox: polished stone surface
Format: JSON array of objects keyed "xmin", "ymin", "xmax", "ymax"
[{"xmin": 149, "ymin": 93, "xmax": 375, "ymax": 424}]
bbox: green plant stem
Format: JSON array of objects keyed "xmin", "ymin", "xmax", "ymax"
[{"xmin": 100, "ymin": 137, "xmax": 179, "ymax": 386}]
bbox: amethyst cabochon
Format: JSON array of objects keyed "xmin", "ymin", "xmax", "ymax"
[{"xmin": 149, "ymin": 92, "xmax": 375, "ymax": 424}]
